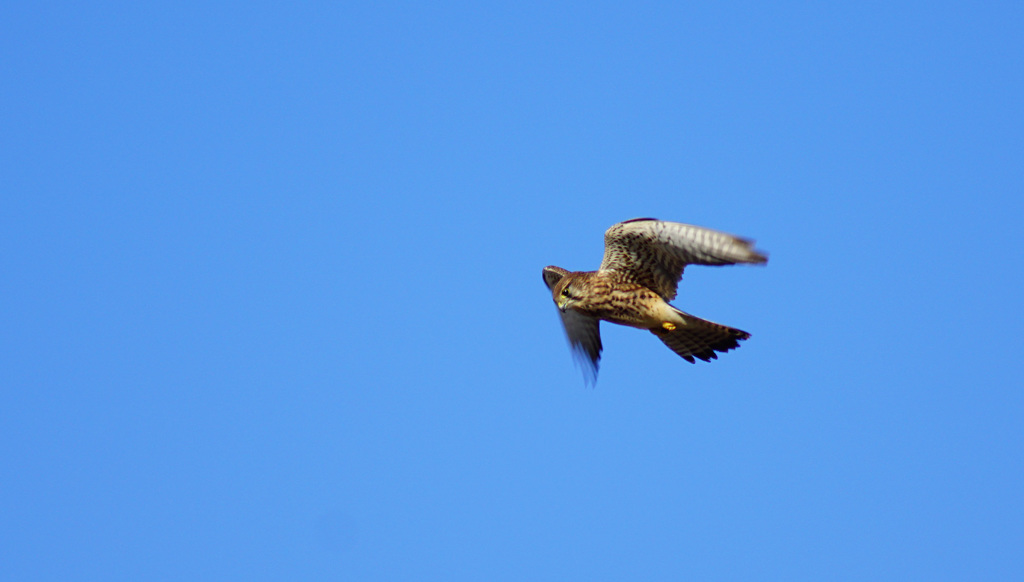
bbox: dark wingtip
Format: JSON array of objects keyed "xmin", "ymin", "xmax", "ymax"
[
  {"xmin": 542, "ymin": 266, "xmax": 569, "ymax": 290},
  {"xmin": 621, "ymin": 217, "xmax": 658, "ymax": 224}
]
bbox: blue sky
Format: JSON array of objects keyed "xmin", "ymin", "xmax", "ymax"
[{"xmin": 2, "ymin": 1, "xmax": 1022, "ymax": 580}]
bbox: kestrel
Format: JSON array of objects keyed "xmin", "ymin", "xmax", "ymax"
[{"xmin": 543, "ymin": 218, "xmax": 768, "ymax": 383}]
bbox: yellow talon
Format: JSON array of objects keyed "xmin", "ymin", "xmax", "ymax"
[{"xmin": 662, "ymin": 322, "xmax": 676, "ymax": 331}]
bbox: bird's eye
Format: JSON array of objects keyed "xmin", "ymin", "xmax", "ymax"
[{"xmin": 561, "ymin": 287, "xmax": 571, "ymax": 297}]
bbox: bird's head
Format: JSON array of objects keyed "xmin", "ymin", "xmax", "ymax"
[
  {"xmin": 554, "ymin": 275, "xmax": 586, "ymax": 312},
  {"xmin": 542, "ymin": 266, "xmax": 590, "ymax": 313}
]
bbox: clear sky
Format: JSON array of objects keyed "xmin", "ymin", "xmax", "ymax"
[{"xmin": 3, "ymin": 2, "xmax": 1022, "ymax": 580}]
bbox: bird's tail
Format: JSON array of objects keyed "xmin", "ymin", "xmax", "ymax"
[{"xmin": 650, "ymin": 309, "xmax": 751, "ymax": 363}]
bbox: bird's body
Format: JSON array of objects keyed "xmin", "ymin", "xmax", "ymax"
[
  {"xmin": 543, "ymin": 218, "xmax": 767, "ymax": 383},
  {"xmin": 552, "ymin": 271, "xmax": 674, "ymax": 329}
]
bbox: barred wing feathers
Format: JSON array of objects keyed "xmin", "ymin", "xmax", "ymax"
[{"xmin": 599, "ymin": 218, "xmax": 767, "ymax": 301}]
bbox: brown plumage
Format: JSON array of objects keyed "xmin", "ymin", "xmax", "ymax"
[{"xmin": 543, "ymin": 218, "xmax": 767, "ymax": 383}]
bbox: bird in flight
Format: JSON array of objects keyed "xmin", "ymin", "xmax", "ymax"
[{"xmin": 543, "ymin": 218, "xmax": 767, "ymax": 383}]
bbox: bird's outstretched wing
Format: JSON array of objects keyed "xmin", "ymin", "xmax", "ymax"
[
  {"xmin": 599, "ymin": 218, "xmax": 767, "ymax": 300},
  {"xmin": 543, "ymin": 265, "xmax": 602, "ymax": 384}
]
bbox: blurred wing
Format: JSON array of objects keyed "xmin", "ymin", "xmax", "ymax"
[
  {"xmin": 558, "ymin": 309, "xmax": 602, "ymax": 385},
  {"xmin": 599, "ymin": 218, "xmax": 768, "ymax": 300}
]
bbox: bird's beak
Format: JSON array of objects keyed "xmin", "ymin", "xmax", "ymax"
[{"xmin": 555, "ymin": 297, "xmax": 568, "ymax": 312}]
